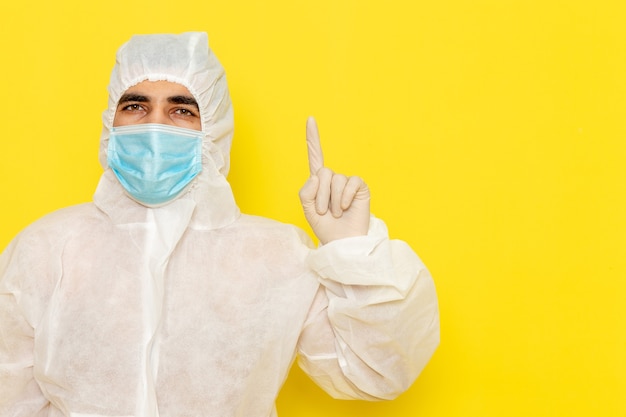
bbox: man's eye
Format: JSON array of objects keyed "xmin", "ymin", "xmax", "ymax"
[
  {"xmin": 122, "ymin": 104, "xmax": 143, "ymax": 111},
  {"xmin": 175, "ymin": 108, "xmax": 198, "ymax": 117}
]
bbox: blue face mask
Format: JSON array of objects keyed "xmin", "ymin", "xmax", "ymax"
[{"xmin": 107, "ymin": 124, "xmax": 203, "ymax": 206}]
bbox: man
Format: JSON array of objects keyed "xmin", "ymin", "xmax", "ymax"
[{"xmin": 0, "ymin": 32, "xmax": 439, "ymax": 417}]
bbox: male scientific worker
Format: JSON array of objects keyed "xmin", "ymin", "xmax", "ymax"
[{"xmin": 0, "ymin": 32, "xmax": 439, "ymax": 417}]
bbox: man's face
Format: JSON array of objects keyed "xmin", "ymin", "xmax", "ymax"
[{"xmin": 113, "ymin": 80, "xmax": 202, "ymax": 131}]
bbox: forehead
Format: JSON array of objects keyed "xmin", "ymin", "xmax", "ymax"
[{"xmin": 122, "ymin": 80, "xmax": 194, "ymax": 99}]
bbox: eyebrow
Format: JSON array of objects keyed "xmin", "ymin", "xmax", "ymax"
[
  {"xmin": 118, "ymin": 93, "xmax": 149, "ymax": 104},
  {"xmin": 117, "ymin": 93, "xmax": 199, "ymax": 111},
  {"xmin": 168, "ymin": 95, "xmax": 199, "ymax": 110}
]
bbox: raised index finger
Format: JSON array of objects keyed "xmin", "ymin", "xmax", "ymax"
[{"xmin": 306, "ymin": 116, "xmax": 325, "ymax": 176}]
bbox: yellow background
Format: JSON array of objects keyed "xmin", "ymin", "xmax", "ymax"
[{"xmin": 1, "ymin": 0, "xmax": 625, "ymax": 416}]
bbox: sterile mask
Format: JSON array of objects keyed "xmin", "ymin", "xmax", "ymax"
[{"xmin": 107, "ymin": 123, "xmax": 203, "ymax": 206}]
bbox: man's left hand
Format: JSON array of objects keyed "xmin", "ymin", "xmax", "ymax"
[{"xmin": 299, "ymin": 117, "xmax": 371, "ymax": 245}]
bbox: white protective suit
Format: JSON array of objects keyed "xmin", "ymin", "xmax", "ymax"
[{"xmin": 0, "ymin": 32, "xmax": 439, "ymax": 417}]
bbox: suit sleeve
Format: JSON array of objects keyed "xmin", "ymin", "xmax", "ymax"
[
  {"xmin": 297, "ymin": 216, "xmax": 439, "ymax": 400},
  {"xmin": 0, "ymin": 238, "xmax": 50, "ymax": 416}
]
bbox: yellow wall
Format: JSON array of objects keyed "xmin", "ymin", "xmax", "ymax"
[{"xmin": 1, "ymin": 0, "xmax": 625, "ymax": 415}]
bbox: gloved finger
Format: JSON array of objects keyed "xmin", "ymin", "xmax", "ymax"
[
  {"xmin": 306, "ymin": 116, "xmax": 324, "ymax": 176},
  {"xmin": 341, "ymin": 176, "xmax": 366, "ymax": 210},
  {"xmin": 315, "ymin": 167, "xmax": 333, "ymax": 215},
  {"xmin": 330, "ymin": 174, "xmax": 348, "ymax": 217},
  {"xmin": 298, "ymin": 175, "xmax": 319, "ymax": 207}
]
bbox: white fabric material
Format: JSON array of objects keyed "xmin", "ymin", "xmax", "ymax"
[{"xmin": 0, "ymin": 32, "xmax": 439, "ymax": 417}]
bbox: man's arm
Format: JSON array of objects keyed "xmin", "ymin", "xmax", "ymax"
[
  {"xmin": 0, "ymin": 240, "xmax": 50, "ymax": 416},
  {"xmin": 297, "ymin": 217, "xmax": 439, "ymax": 399},
  {"xmin": 297, "ymin": 119, "xmax": 438, "ymax": 398}
]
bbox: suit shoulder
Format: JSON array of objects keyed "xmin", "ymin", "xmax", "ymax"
[{"xmin": 228, "ymin": 214, "xmax": 314, "ymax": 246}]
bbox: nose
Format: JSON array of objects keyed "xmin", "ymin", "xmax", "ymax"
[{"xmin": 145, "ymin": 108, "xmax": 172, "ymax": 126}]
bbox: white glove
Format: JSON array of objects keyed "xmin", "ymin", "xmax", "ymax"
[{"xmin": 299, "ymin": 117, "xmax": 371, "ymax": 245}]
